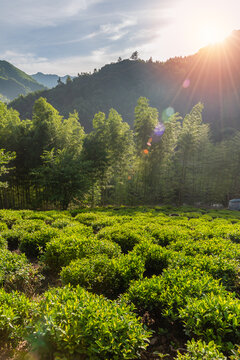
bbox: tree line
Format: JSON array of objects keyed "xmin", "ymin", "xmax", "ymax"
[{"xmin": 0, "ymin": 97, "xmax": 239, "ymax": 209}]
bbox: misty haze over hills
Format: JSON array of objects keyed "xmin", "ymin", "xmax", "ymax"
[{"xmin": 31, "ymin": 73, "xmax": 74, "ymax": 89}]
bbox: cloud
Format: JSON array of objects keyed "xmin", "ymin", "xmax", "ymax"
[
  {"xmin": 0, "ymin": 51, "xmax": 48, "ymax": 67},
  {"xmin": 84, "ymin": 16, "xmax": 137, "ymax": 41},
  {"xmin": 0, "ymin": 0, "xmax": 180, "ymax": 75},
  {"xmin": 0, "ymin": 0, "xmax": 105, "ymax": 27}
]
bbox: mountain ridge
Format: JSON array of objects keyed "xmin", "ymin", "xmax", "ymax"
[
  {"xmin": 31, "ymin": 72, "xmax": 74, "ymax": 88},
  {"xmin": 0, "ymin": 60, "xmax": 45, "ymax": 101},
  {"xmin": 8, "ymin": 30, "xmax": 240, "ymax": 137}
]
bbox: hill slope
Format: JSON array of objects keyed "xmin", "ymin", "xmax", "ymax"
[
  {"xmin": 31, "ymin": 72, "xmax": 73, "ymax": 88},
  {"xmin": 9, "ymin": 31, "xmax": 240, "ymax": 136},
  {"xmin": 0, "ymin": 61, "xmax": 45, "ymax": 101}
]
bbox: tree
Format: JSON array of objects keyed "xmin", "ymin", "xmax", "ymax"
[
  {"xmin": 32, "ymin": 148, "xmax": 89, "ymax": 209},
  {"xmin": 130, "ymin": 51, "xmax": 139, "ymax": 60},
  {"xmin": 31, "ymin": 97, "xmax": 63, "ymax": 165},
  {"xmin": 134, "ymin": 97, "xmax": 158, "ymax": 153},
  {"xmin": 57, "ymin": 77, "xmax": 63, "ymax": 85},
  {"xmin": 173, "ymin": 103, "xmax": 210, "ymax": 205},
  {"xmin": 66, "ymin": 76, "xmax": 72, "ymax": 85},
  {"xmin": 0, "ymin": 149, "xmax": 15, "ymax": 188}
]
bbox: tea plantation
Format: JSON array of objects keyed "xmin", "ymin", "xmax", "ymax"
[{"xmin": 0, "ymin": 206, "xmax": 240, "ymax": 359}]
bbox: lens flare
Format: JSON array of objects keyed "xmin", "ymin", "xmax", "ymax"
[
  {"xmin": 154, "ymin": 122, "xmax": 165, "ymax": 137},
  {"xmin": 182, "ymin": 79, "xmax": 190, "ymax": 88},
  {"xmin": 162, "ymin": 107, "xmax": 175, "ymax": 123}
]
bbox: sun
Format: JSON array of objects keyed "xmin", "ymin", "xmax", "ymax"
[{"xmin": 199, "ymin": 25, "xmax": 229, "ymax": 45}]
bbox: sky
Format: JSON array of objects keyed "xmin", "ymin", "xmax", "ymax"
[{"xmin": 0, "ymin": 0, "xmax": 239, "ymax": 76}]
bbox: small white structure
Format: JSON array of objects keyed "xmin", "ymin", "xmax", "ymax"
[{"xmin": 229, "ymin": 199, "xmax": 240, "ymax": 211}]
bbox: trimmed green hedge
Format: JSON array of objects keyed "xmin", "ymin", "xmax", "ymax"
[
  {"xmin": 61, "ymin": 252, "xmax": 145, "ymax": 298},
  {"xmin": 30, "ymin": 285, "xmax": 151, "ymax": 359},
  {"xmin": 44, "ymin": 235, "xmax": 121, "ymax": 272},
  {"xmin": 175, "ymin": 339, "xmax": 227, "ymax": 360},
  {"xmin": 0, "ymin": 288, "xmax": 36, "ymax": 344},
  {"xmin": 126, "ymin": 268, "xmax": 227, "ymax": 320}
]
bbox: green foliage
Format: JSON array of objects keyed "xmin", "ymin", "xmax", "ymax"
[
  {"xmin": 30, "ymin": 285, "xmax": 151, "ymax": 359},
  {"xmin": 126, "ymin": 268, "xmax": 227, "ymax": 320},
  {"xmin": 176, "ymin": 339, "xmax": 227, "ymax": 360},
  {"xmin": 132, "ymin": 241, "xmax": 169, "ymax": 276},
  {"xmin": 168, "ymin": 253, "xmax": 240, "ymax": 291},
  {"xmin": 0, "ymin": 60, "xmax": 44, "ymax": 100},
  {"xmin": 44, "ymin": 235, "xmax": 121, "ymax": 272},
  {"xmin": 0, "ymin": 288, "xmax": 36, "ymax": 344},
  {"xmin": 144, "ymin": 224, "xmax": 191, "ymax": 246},
  {"xmin": 179, "ymin": 294, "xmax": 240, "ymax": 349},
  {"xmin": 61, "ymin": 252, "xmax": 144, "ymax": 298},
  {"xmin": 19, "ymin": 227, "xmax": 59, "ymax": 258},
  {"xmin": 1, "ymin": 208, "xmax": 240, "ymax": 357},
  {"xmin": 0, "ymin": 248, "xmax": 43, "ymax": 294},
  {"xmin": 0, "ymin": 148, "xmax": 16, "ymax": 187},
  {"xmin": 74, "ymin": 212, "xmax": 117, "ymax": 230},
  {"xmin": 97, "ymin": 225, "xmax": 144, "ymax": 253}
]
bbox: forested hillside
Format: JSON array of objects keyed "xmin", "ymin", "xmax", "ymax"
[
  {"xmin": 0, "ymin": 61, "xmax": 45, "ymax": 101},
  {"xmin": 9, "ymin": 31, "xmax": 240, "ymax": 138},
  {"xmin": 1, "ymin": 96, "xmax": 240, "ymax": 209}
]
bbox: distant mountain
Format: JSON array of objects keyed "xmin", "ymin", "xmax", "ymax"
[
  {"xmin": 31, "ymin": 72, "xmax": 74, "ymax": 88},
  {"xmin": 0, "ymin": 60, "xmax": 45, "ymax": 101},
  {"xmin": 9, "ymin": 30, "xmax": 240, "ymax": 138}
]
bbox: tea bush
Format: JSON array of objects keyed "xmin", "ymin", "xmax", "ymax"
[
  {"xmin": 144, "ymin": 224, "xmax": 192, "ymax": 246},
  {"xmin": 61, "ymin": 252, "xmax": 144, "ymax": 298},
  {"xmin": 0, "ymin": 210, "xmax": 22, "ymax": 228},
  {"xmin": 175, "ymin": 339, "xmax": 227, "ymax": 360},
  {"xmin": 126, "ymin": 268, "xmax": 227, "ymax": 320},
  {"xmin": 19, "ymin": 227, "xmax": 60, "ymax": 258},
  {"xmin": 168, "ymin": 253, "xmax": 239, "ymax": 290},
  {"xmin": 74, "ymin": 212, "xmax": 117, "ymax": 231},
  {"xmin": 179, "ymin": 294, "xmax": 240, "ymax": 350},
  {"xmin": 97, "ymin": 225, "xmax": 145, "ymax": 253},
  {"xmin": 132, "ymin": 241, "xmax": 170, "ymax": 276},
  {"xmin": 61, "ymin": 222, "xmax": 94, "ymax": 237},
  {"xmin": 44, "ymin": 235, "xmax": 121, "ymax": 272},
  {"xmin": 0, "ymin": 248, "xmax": 43, "ymax": 294},
  {"xmin": 30, "ymin": 285, "xmax": 151, "ymax": 359},
  {"xmin": 0, "ymin": 221, "xmax": 8, "ymax": 232},
  {"xmin": 0, "ymin": 234, "xmax": 7, "ymax": 249},
  {"xmin": 0, "ymin": 288, "xmax": 36, "ymax": 344},
  {"xmin": 168, "ymin": 237, "xmax": 240, "ymax": 259},
  {"xmin": 1, "ymin": 206, "xmax": 240, "ymax": 358},
  {"xmin": 3, "ymin": 219, "xmax": 48, "ymax": 250}
]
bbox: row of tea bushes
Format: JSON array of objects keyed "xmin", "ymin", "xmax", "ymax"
[
  {"xmin": 60, "ymin": 252, "xmax": 145, "ymax": 298},
  {"xmin": 1, "ymin": 206, "xmax": 240, "ymax": 358},
  {"xmin": 0, "ymin": 285, "xmax": 151, "ymax": 360},
  {"xmin": 43, "ymin": 235, "xmax": 121, "ymax": 273},
  {"xmin": 126, "ymin": 269, "xmax": 240, "ymax": 351}
]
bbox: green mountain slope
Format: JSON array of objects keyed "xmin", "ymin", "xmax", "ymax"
[
  {"xmin": 9, "ymin": 31, "xmax": 240, "ymax": 137},
  {"xmin": 0, "ymin": 60, "xmax": 45, "ymax": 101}
]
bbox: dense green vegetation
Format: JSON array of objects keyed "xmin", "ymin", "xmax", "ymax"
[
  {"xmin": 1, "ymin": 95, "xmax": 240, "ymax": 209},
  {"xmin": 0, "ymin": 206, "xmax": 240, "ymax": 359},
  {"xmin": 9, "ymin": 31, "xmax": 240, "ymax": 137},
  {"xmin": 0, "ymin": 60, "xmax": 44, "ymax": 101}
]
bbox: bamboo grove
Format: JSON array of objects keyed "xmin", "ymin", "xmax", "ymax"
[{"xmin": 0, "ymin": 96, "xmax": 240, "ymax": 209}]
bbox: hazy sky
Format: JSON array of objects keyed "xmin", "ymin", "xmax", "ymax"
[{"xmin": 0, "ymin": 0, "xmax": 239, "ymax": 75}]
